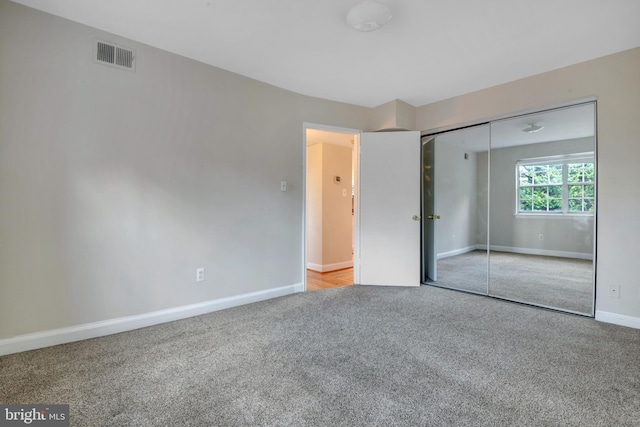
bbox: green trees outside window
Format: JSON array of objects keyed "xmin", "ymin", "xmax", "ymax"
[
  {"xmin": 517, "ymin": 157, "xmax": 594, "ymax": 214},
  {"xmin": 567, "ymin": 163, "xmax": 595, "ymax": 212}
]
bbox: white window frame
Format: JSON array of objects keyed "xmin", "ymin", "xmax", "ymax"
[{"xmin": 515, "ymin": 152, "xmax": 595, "ymax": 216}]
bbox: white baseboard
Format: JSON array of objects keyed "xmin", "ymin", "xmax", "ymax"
[
  {"xmin": 0, "ymin": 283, "xmax": 301, "ymax": 356},
  {"xmin": 595, "ymin": 310, "xmax": 640, "ymax": 329},
  {"xmin": 437, "ymin": 245, "xmax": 477, "ymax": 260},
  {"xmin": 306, "ymin": 260, "xmax": 353, "ymax": 272},
  {"xmin": 486, "ymin": 245, "xmax": 593, "ymax": 260},
  {"xmin": 306, "ymin": 262, "xmax": 323, "ymax": 272}
]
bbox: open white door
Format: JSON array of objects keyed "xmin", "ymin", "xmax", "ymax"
[{"xmin": 359, "ymin": 131, "xmax": 421, "ymax": 286}]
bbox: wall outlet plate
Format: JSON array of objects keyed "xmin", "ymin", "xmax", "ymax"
[{"xmin": 608, "ymin": 285, "xmax": 620, "ymax": 298}]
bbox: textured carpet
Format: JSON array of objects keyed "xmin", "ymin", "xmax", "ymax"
[
  {"xmin": 1, "ymin": 286, "xmax": 639, "ymax": 426},
  {"xmin": 435, "ymin": 250, "xmax": 593, "ymax": 314},
  {"xmin": 435, "ymin": 250, "xmax": 490, "ymax": 294}
]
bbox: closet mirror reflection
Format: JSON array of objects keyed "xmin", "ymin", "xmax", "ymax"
[
  {"xmin": 423, "ymin": 102, "xmax": 596, "ymax": 316},
  {"xmin": 488, "ymin": 103, "xmax": 596, "ymax": 315},
  {"xmin": 422, "ymin": 124, "xmax": 490, "ymax": 295}
]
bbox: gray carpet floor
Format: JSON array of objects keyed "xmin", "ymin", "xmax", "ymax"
[
  {"xmin": 435, "ymin": 250, "xmax": 593, "ymax": 314},
  {"xmin": 1, "ymin": 285, "xmax": 639, "ymax": 426},
  {"xmin": 435, "ymin": 250, "xmax": 490, "ymax": 294}
]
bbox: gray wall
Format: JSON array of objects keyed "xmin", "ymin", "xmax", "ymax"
[
  {"xmin": 0, "ymin": 1, "xmax": 370, "ymax": 339},
  {"xmin": 306, "ymin": 143, "xmax": 353, "ymax": 270},
  {"xmin": 435, "ymin": 142, "xmax": 477, "ymax": 256},
  {"xmin": 487, "ymin": 138, "xmax": 595, "ymax": 256},
  {"xmin": 2, "ymin": 1, "xmax": 639, "ymax": 341},
  {"xmin": 417, "ymin": 46, "xmax": 640, "ymax": 320}
]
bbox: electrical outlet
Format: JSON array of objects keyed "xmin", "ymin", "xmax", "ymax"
[
  {"xmin": 538, "ymin": 234, "xmax": 544, "ymax": 240},
  {"xmin": 608, "ymin": 285, "xmax": 620, "ymax": 298},
  {"xmin": 280, "ymin": 181, "xmax": 287, "ymax": 192},
  {"xmin": 196, "ymin": 268, "xmax": 205, "ymax": 282}
]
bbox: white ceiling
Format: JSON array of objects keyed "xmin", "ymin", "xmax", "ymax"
[{"xmin": 10, "ymin": 0, "xmax": 640, "ymax": 108}]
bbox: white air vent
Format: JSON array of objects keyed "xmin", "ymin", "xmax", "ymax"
[{"xmin": 93, "ymin": 39, "xmax": 135, "ymax": 71}]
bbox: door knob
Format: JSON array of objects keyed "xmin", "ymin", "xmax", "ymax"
[{"xmin": 412, "ymin": 215, "xmax": 421, "ymax": 221}]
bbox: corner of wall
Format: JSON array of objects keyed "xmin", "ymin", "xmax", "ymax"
[
  {"xmin": 394, "ymin": 100, "xmax": 417, "ymax": 131},
  {"xmin": 370, "ymin": 100, "xmax": 397, "ymax": 131},
  {"xmin": 369, "ymin": 99, "xmax": 418, "ymax": 131}
]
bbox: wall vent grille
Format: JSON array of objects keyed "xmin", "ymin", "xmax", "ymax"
[{"xmin": 93, "ymin": 39, "xmax": 135, "ymax": 71}]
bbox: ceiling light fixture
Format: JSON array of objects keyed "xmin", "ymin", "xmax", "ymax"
[
  {"xmin": 347, "ymin": 0, "xmax": 392, "ymax": 32},
  {"xmin": 522, "ymin": 123, "xmax": 544, "ymax": 133}
]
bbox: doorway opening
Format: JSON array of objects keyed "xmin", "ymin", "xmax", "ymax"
[{"xmin": 304, "ymin": 125, "xmax": 360, "ymax": 291}]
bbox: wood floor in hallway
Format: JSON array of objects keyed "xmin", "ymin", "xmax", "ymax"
[{"xmin": 306, "ymin": 268, "xmax": 354, "ymax": 291}]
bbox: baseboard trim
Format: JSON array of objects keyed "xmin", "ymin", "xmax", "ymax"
[
  {"xmin": 306, "ymin": 262, "xmax": 323, "ymax": 272},
  {"xmin": 437, "ymin": 245, "xmax": 477, "ymax": 260},
  {"xmin": 306, "ymin": 260, "xmax": 353, "ymax": 272},
  {"xmin": 595, "ymin": 311, "xmax": 640, "ymax": 329},
  {"xmin": 484, "ymin": 245, "xmax": 593, "ymax": 260},
  {"xmin": 0, "ymin": 283, "xmax": 301, "ymax": 356}
]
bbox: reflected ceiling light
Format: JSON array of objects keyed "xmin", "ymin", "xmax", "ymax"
[
  {"xmin": 522, "ymin": 123, "xmax": 544, "ymax": 133},
  {"xmin": 347, "ymin": 0, "xmax": 392, "ymax": 32}
]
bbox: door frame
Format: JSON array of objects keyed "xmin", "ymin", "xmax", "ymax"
[{"xmin": 302, "ymin": 123, "xmax": 361, "ymax": 291}]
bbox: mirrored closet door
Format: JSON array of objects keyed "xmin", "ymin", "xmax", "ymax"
[
  {"xmin": 488, "ymin": 103, "xmax": 596, "ymax": 315},
  {"xmin": 422, "ymin": 102, "xmax": 596, "ymax": 316},
  {"xmin": 422, "ymin": 124, "xmax": 490, "ymax": 295}
]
